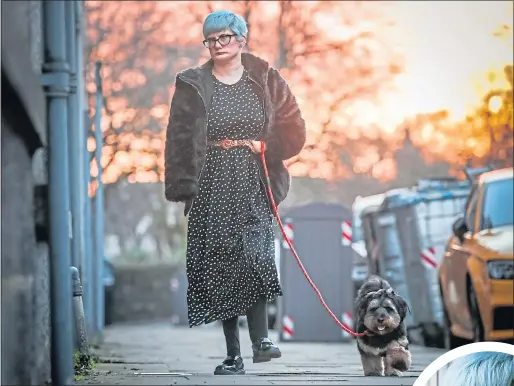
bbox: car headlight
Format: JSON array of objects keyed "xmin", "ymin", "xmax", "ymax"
[{"xmin": 487, "ymin": 260, "xmax": 514, "ymax": 280}]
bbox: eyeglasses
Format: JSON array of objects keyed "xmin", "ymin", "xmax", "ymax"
[{"xmin": 203, "ymin": 34, "xmax": 237, "ymax": 48}]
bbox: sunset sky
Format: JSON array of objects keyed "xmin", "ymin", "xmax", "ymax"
[
  {"xmin": 384, "ymin": 0, "xmax": 512, "ymax": 124},
  {"xmin": 306, "ymin": 0, "xmax": 513, "ymax": 135},
  {"xmin": 295, "ymin": 0, "xmax": 512, "ymax": 179}
]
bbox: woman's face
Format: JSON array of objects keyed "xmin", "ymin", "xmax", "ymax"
[{"xmin": 204, "ymin": 29, "xmax": 244, "ymax": 62}]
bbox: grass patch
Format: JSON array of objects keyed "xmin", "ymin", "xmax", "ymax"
[{"xmin": 74, "ymin": 350, "xmax": 98, "ymax": 381}]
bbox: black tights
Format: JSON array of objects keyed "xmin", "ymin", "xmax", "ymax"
[{"xmin": 222, "ymin": 296, "xmax": 268, "ymax": 358}]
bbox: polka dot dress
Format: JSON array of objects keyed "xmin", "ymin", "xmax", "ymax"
[{"xmin": 186, "ymin": 70, "xmax": 283, "ymax": 327}]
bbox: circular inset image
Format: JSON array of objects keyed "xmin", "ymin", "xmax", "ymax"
[{"xmin": 413, "ymin": 342, "xmax": 514, "ymax": 386}]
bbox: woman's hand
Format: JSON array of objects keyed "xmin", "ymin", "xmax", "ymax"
[{"xmin": 250, "ymin": 140, "xmax": 266, "ymax": 153}]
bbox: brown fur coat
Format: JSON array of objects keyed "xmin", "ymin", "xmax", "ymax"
[{"xmin": 164, "ymin": 53, "xmax": 306, "ymax": 209}]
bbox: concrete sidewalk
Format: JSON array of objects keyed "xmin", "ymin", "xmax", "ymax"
[{"xmin": 77, "ymin": 321, "xmax": 445, "ymax": 385}]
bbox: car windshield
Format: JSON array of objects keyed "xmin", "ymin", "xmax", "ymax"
[{"xmin": 481, "ymin": 177, "xmax": 514, "ymax": 229}]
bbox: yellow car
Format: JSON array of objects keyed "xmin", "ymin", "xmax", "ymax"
[{"xmin": 438, "ymin": 167, "xmax": 513, "ymax": 349}]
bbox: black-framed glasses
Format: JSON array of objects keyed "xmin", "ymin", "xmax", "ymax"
[{"xmin": 203, "ymin": 34, "xmax": 237, "ymax": 48}]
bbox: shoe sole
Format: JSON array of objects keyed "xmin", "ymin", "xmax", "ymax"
[
  {"xmin": 213, "ymin": 369, "xmax": 246, "ymax": 375},
  {"xmin": 253, "ymin": 350, "xmax": 282, "ymax": 363}
]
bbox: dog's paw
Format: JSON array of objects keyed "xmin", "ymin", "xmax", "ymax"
[
  {"xmin": 392, "ymin": 359, "xmax": 410, "ymax": 372},
  {"xmin": 386, "ymin": 345, "xmax": 411, "ymax": 374},
  {"xmin": 363, "ymin": 371, "xmax": 384, "ymax": 377},
  {"xmin": 385, "ymin": 368, "xmax": 403, "ymax": 377}
]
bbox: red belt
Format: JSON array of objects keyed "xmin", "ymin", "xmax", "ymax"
[{"xmin": 208, "ymin": 139, "xmax": 253, "ymax": 150}]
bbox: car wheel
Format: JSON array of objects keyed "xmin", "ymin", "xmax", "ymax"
[
  {"xmin": 468, "ymin": 284, "xmax": 485, "ymax": 342},
  {"xmin": 441, "ymin": 286, "xmax": 469, "ymax": 350}
]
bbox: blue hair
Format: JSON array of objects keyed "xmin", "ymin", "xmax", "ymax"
[
  {"xmin": 442, "ymin": 352, "xmax": 514, "ymax": 386},
  {"xmin": 202, "ymin": 10, "xmax": 248, "ymax": 40}
]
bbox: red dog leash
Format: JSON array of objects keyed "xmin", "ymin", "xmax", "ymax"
[{"xmin": 259, "ymin": 140, "xmax": 369, "ymax": 338}]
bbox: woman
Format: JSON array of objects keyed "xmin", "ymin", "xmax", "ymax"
[{"xmin": 164, "ymin": 10, "xmax": 306, "ymax": 375}]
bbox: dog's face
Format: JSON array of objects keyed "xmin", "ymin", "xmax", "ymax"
[{"xmin": 362, "ymin": 292, "xmax": 407, "ymax": 335}]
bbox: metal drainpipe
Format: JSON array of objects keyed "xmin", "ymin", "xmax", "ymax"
[
  {"xmin": 66, "ymin": 0, "xmax": 81, "ymax": 271},
  {"xmin": 75, "ymin": 0, "xmax": 94, "ymax": 336},
  {"xmin": 41, "ymin": 1, "xmax": 75, "ymax": 384},
  {"xmin": 94, "ymin": 61, "xmax": 105, "ymax": 338},
  {"xmin": 83, "ymin": 106, "xmax": 95, "ymax": 336}
]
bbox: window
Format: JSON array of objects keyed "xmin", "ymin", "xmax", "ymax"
[
  {"xmin": 465, "ymin": 185, "xmax": 479, "ymax": 233},
  {"xmin": 463, "ymin": 183, "xmax": 477, "ymax": 213},
  {"xmin": 479, "ymin": 177, "xmax": 514, "ymax": 230}
]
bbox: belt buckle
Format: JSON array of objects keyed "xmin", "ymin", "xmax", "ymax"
[{"xmin": 220, "ymin": 139, "xmax": 233, "ymax": 149}]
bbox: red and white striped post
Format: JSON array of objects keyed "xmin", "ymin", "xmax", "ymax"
[
  {"xmin": 341, "ymin": 312, "xmax": 353, "ymax": 339},
  {"xmin": 282, "ymin": 315, "xmax": 294, "ymax": 340},
  {"xmin": 421, "ymin": 247, "xmax": 438, "ymax": 270},
  {"xmin": 341, "ymin": 221, "xmax": 352, "ymax": 246}
]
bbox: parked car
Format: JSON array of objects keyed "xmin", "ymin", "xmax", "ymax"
[{"xmin": 438, "ymin": 167, "xmax": 514, "ymax": 349}]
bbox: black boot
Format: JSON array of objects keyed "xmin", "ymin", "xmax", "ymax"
[
  {"xmin": 252, "ymin": 338, "xmax": 282, "ymax": 363},
  {"xmin": 214, "ymin": 355, "xmax": 245, "ymax": 375}
]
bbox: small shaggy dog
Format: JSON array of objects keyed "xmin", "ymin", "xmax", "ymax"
[{"xmin": 354, "ymin": 275, "xmax": 412, "ymax": 377}]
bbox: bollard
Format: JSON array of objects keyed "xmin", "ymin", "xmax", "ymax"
[{"xmin": 71, "ymin": 266, "xmax": 90, "ymax": 359}]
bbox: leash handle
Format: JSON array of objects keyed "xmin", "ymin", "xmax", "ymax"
[{"xmin": 259, "ymin": 141, "xmax": 369, "ymax": 338}]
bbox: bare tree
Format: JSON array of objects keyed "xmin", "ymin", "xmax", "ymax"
[
  {"xmin": 271, "ymin": 1, "xmax": 404, "ymax": 179},
  {"xmin": 184, "ymin": 1, "xmax": 404, "ymax": 179},
  {"xmin": 85, "ymin": 1, "xmax": 404, "ymax": 184},
  {"xmin": 85, "ymin": 1, "xmax": 203, "ymax": 188}
]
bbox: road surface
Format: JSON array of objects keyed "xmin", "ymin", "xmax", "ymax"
[{"xmin": 78, "ymin": 321, "xmax": 445, "ymax": 385}]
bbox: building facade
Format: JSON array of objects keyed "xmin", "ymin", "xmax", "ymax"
[{"xmin": 1, "ymin": 1, "xmax": 51, "ymax": 384}]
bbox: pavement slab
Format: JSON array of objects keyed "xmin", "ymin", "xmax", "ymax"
[{"xmin": 78, "ymin": 321, "xmax": 445, "ymax": 385}]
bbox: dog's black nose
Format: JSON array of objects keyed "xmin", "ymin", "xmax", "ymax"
[{"xmin": 377, "ymin": 317, "xmax": 385, "ymax": 323}]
